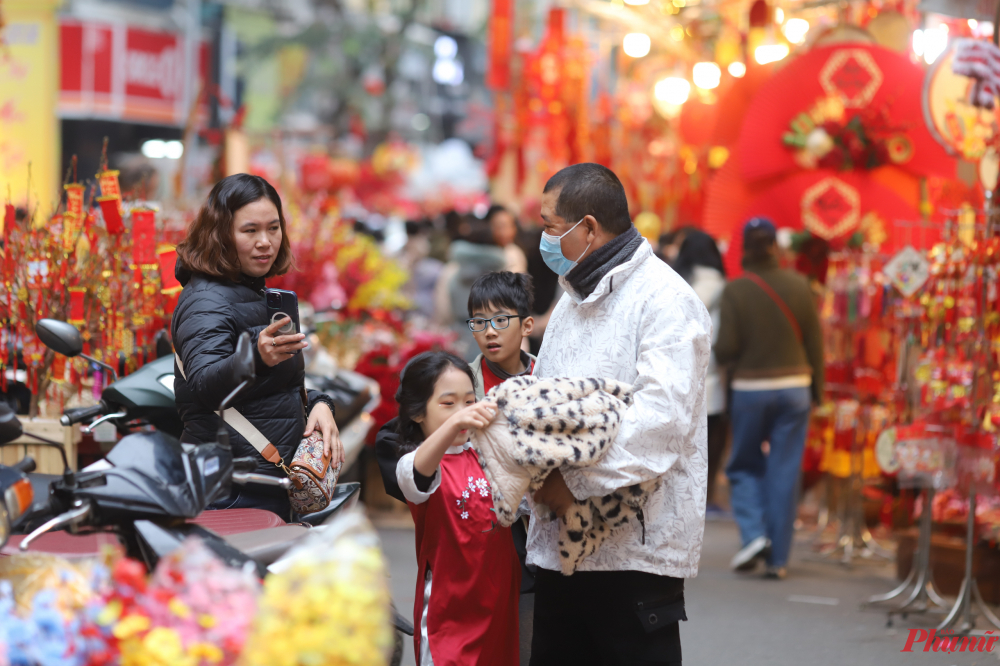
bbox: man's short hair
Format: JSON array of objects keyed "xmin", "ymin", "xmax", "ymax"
[
  {"xmin": 543, "ymin": 163, "xmax": 632, "ymax": 235},
  {"xmin": 468, "ymin": 271, "xmax": 535, "ymax": 317}
]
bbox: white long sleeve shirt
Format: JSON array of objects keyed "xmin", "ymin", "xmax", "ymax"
[{"xmin": 529, "ymin": 241, "xmax": 712, "ymax": 578}]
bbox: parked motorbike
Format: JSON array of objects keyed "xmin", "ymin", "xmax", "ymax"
[{"xmin": 36, "ymin": 319, "xmax": 378, "ymax": 474}]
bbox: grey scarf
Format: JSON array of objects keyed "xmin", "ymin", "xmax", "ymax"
[{"xmin": 565, "ymin": 226, "xmax": 643, "ymax": 299}]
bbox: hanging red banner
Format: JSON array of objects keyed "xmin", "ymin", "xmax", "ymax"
[
  {"xmin": 3, "ymin": 204, "xmax": 14, "ymax": 238},
  {"xmin": 157, "ymin": 245, "xmax": 182, "ymax": 295},
  {"xmin": 98, "ymin": 196, "xmax": 124, "ymax": 234},
  {"xmin": 97, "ymin": 170, "xmax": 122, "ymax": 203},
  {"xmin": 64, "ymin": 183, "xmax": 85, "ymax": 219},
  {"xmin": 486, "ymin": 0, "xmax": 514, "ymax": 91},
  {"xmin": 69, "ymin": 287, "xmax": 86, "ymax": 325},
  {"xmin": 131, "ymin": 208, "xmax": 157, "ymax": 264},
  {"xmin": 62, "ymin": 212, "xmax": 84, "ymax": 251}
]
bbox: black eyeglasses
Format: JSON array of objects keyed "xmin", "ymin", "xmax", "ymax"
[{"xmin": 466, "ymin": 315, "xmax": 523, "ymax": 332}]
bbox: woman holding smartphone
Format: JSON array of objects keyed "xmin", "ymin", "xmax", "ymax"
[{"xmin": 172, "ymin": 173, "xmax": 343, "ymax": 519}]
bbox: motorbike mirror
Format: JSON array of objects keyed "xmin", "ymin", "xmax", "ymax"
[
  {"xmin": 35, "ymin": 319, "xmax": 83, "ymax": 357},
  {"xmin": 234, "ymin": 332, "xmax": 255, "ymax": 384},
  {"xmin": 0, "ymin": 402, "xmax": 23, "ymax": 445}
]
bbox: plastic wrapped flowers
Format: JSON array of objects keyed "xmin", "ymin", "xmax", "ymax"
[
  {"xmin": 241, "ymin": 508, "xmax": 394, "ymax": 666},
  {"xmin": 0, "ymin": 509, "xmax": 393, "ymax": 666}
]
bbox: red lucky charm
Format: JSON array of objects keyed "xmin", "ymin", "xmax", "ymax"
[
  {"xmin": 3, "ymin": 203, "xmax": 13, "ymax": 238},
  {"xmin": 157, "ymin": 245, "xmax": 182, "ymax": 296},
  {"xmin": 62, "ymin": 212, "xmax": 83, "ymax": 251},
  {"xmin": 69, "ymin": 287, "xmax": 86, "ymax": 325},
  {"xmin": 97, "ymin": 169, "xmax": 122, "ymax": 202},
  {"xmin": 98, "ymin": 196, "xmax": 124, "ymax": 235},
  {"xmin": 131, "ymin": 208, "xmax": 157, "ymax": 265},
  {"xmin": 64, "ymin": 182, "xmax": 85, "ymax": 219}
]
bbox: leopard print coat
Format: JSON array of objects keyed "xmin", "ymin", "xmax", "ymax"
[{"xmin": 470, "ymin": 375, "xmax": 659, "ymax": 575}]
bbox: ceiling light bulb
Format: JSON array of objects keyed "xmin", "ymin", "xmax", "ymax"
[
  {"xmin": 755, "ymin": 43, "xmax": 789, "ymax": 64},
  {"xmin": 654, "ymin": 76, "xmax": 691, "ymax": 105},
  {"xmin": 728, "ymin": 61, "xmax": 747, "ymax": 78},
  {"xmin": 623, "ymin": 32, "xmax": 652, "ymax": 58},
  {"xmin": 782, "ymin": 18, "xmax": 809, "ymax": 44},
  {"xmin": 692, "ymin": 62, "xmax": 722, "ymax": 90}
]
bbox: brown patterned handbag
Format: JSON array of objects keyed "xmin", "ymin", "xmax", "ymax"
[{"xmin": 282, "ymin": 430, "xmax": 342, "ymax": 515}]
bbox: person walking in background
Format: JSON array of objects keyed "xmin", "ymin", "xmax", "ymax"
[
  {"xmin": 714, "ymin": 217, "xmax": 825, "ymax": 580},
  {"xmin": 487, "ymin": 204, "xmax": 528, "ymax": 274},
  {"xmin": 673, "ymin": 230, "xmax": 729, "ymax": 518},
  {"xmin": 433, "ymin": 220, "xmax": 507, "ymax": 360}
]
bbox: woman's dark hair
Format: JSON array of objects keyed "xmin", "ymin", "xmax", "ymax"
[
  {"xmin": 468, "ymin": 271, "xmax": 534, "ymax": 317},
  {"xmin": 176, "ymin": 173, "xmax": 293, "ymax": 282},
  {"xmin": 673, "ymin": 230, "xmax": 726, "ymax": 282},
  {"xmin": 395, "ymin": 351, "xmax": 477, "ymax": 451}
]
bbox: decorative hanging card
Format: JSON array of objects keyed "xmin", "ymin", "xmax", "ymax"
[
  {"xmin": 883, "ymin": 245, "xmax": 930, "ymax": 297},
  {"xmin": 98, "ymin": 196, "xmax": 124, "ymax": 235},
  {"xmin": 131, "ymin": 209, "xmax": 157, "ymax": 265}
]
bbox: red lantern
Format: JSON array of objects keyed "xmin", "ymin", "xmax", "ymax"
[{"xmin": 2, "ymin": 204, "xmax": 13, "ymax": 238}]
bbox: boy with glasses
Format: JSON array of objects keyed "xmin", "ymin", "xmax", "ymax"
[{"xmin": 466, "ymin": 271, "xmax": 538, "ymax": 399}]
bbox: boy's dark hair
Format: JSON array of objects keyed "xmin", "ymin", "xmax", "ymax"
[
  {"xmin": 395, "ymin": 351, "xmax": 477, "ymax": 451},
  {"xmin": 468, "ymin": 271, "xmax": 534, "ymax": 318},
  {"xmin": 542, "ymin": 163, "xmax": 632, "ymax": 235}
]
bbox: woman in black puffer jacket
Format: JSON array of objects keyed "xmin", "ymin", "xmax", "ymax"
[{"xmin": 172, "ymin": 174, "xmax": 342, "ymax": 519}]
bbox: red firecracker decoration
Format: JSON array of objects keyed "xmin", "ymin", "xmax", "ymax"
[
  {"xmin": 157, "ymin": 246, "xmax": 182, "ymax": 296},
  {"xmin": 98, "ymin": 197, "xmax": 124, "ymax": 234},
  {"xmin": 69, "ymin": 287, "xmax": 86, "ymax": 325},
  {"xmin": 64, "ymin": 183, "xmax": 85, "ymax": 219},
  {"xmin": 131, "ymin": 208, "xmax": 156, "ymax": 265}
]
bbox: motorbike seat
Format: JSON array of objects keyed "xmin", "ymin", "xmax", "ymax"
[
  {"xmin": 222, "ymin": 525, "xmax": 309, "ymax": 567},
  {"xmin": 192, "ymin": 508, "xmax": 286, "ymax": 535},
  {"xmin": 297, "ymin": 482, "xmax": 361, "ymax": 526}
]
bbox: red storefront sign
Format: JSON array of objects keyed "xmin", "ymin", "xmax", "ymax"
[{"xmin": 60, "ymin": 20, "xmax": 208, "ymax": 127}]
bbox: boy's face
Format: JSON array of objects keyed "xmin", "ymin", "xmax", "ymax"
[{"xmin": 470, "ymin": 302, "xmax": 534, "ymax": 365}]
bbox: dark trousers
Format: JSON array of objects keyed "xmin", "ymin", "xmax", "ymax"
[
  {"xmin": 529, "ymin": 569, "xmax": 684, "ymax": 666},
  {"xmin": 706, "ymin": 413, "xmax": 728, "ymax": 506}
]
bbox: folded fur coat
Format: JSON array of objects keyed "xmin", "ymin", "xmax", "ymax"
[{"xmin": 470, "ymin": 375, "xmax": 659, "ymax": 575}]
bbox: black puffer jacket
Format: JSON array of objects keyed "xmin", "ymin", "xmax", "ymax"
[{"xmin": 171, "ymin": 263, "xmax": 332, "ymax": 478}]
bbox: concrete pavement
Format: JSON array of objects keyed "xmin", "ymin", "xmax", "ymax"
[{"xmin": 376, "ymin": 513, "xmax": 993, "ymax": 666}]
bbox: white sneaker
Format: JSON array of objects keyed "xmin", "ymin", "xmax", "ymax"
[{"xmin": 730, "ymin": 536, "xmax": 771, "ymax": 572}]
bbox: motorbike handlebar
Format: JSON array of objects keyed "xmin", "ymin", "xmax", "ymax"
[
  {"xmin": 60, "ymin": 403, "xmax": 107, "ymax": 426},
  {"xmin": 232, "ymin": 472, "xmax": 292, "ymax": 490},
  {"xmin": 232, "ymin": 457, "xmax": 258, "ymax": 473},
  {"xmin": 11, "ymin": 457, "xmax": 36, "ymax": 474}
]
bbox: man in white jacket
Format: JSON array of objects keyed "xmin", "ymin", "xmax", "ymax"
[{"xmin": 530, "ymin": 163, "xmax": 711, "ymax": 665}]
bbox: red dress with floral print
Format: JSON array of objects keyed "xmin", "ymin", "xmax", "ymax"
[{"xmin": 408, "ymin": 447, "xmax": 521, "ymax": 665}]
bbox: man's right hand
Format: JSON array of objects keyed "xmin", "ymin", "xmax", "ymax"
[{"xmin": 257, "ymin": 317, "xmax": 308, "ymax": 367}]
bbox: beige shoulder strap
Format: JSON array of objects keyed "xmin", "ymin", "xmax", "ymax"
[{"xmin": 174, "ymin": 352, "xmax": 283, "ymax": 465}]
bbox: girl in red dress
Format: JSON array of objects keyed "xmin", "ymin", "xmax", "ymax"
[{"xmin": 394, "ymin": 351, "xmax": 521, "ymax": 666}]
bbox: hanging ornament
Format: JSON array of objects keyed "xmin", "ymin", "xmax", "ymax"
[
  {"xmin": 883, "ymin": 245, "xmax": 930, "ymax": 297},
  {"xmin": 98, "ymin": 196, "xmax": 124, "ymax": 235},
  {"xmin": 64, "ymin": 182, "xmax": 85, "ymax": 220},
  {"xmin": 3, "ymin": 203, "xmax": 14, "ymax": 238},
  {"xmin": 131, "ymin": 208, "xmax": 157, "ymax": 265},
  {"xmin": 157, "ymin": 245, "xmax": 182, "ymax": 296},
  {"xmin": 69, "ymin": 287, "xmax": 86, "ymax": 325}
]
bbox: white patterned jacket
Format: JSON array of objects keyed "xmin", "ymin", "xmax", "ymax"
[{"xmin": 528, "ymin": 240, "xmax": 712, "ymax": 578}]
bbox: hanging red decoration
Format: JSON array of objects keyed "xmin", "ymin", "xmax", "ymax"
[
  {"xmin": 97, "ymin": 169, "xmax": 122, "ymax": 203},
  {"xmin": 131, "ymin": 208, "xmax": 157, "ymax": 265},
  {"xmin": 157, "ymin": 246, "xmax": 182, "ymax": 296},
  {"xmin": 98, "ymin": 196, "xmax": 124, "ymax": 234},
  {"xmin": 64, "ymin": 183, "xmax": 85, "ymax": 220},
  {"xmin": 486, "ymin": 0, "xmax": 514, "ymax": 91},
  {"xmin": 69, "ymin": 287, "xmax": 86, "ymax": 325},
  {"xmin": 3, "ymin": 204, "xmax": 14, "ymax": 238},
  {"xmin": 62, "ymin": 212, "xmax": 83, "ymax": 250}
]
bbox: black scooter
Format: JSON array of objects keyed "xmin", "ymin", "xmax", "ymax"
[{"xmin": 8, "ymin": 332, "xmax": 288, "ymax": 576}]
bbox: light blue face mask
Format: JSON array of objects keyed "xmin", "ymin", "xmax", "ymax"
[{"xmin": 540, "ymin": 218, "xmax": 592, "ymax": 276}]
